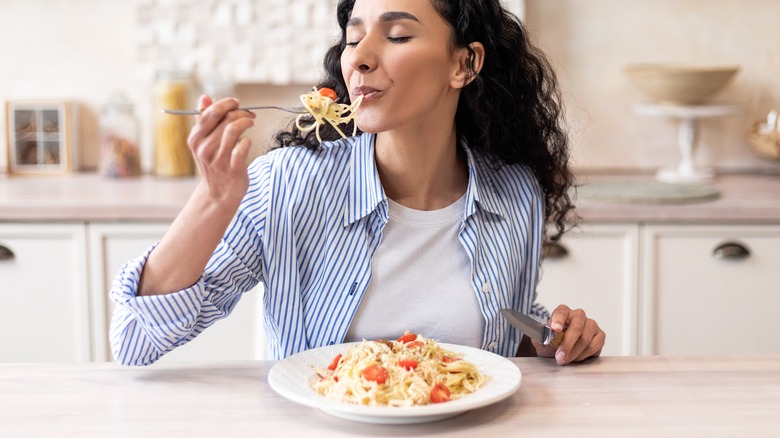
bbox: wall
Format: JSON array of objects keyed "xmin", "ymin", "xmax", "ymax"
[
  {"xmin": 525, "ymin": 0, "xmax": 780, "ymax": 173},
  {"xmin": 2, "ymin": 0, "xmax": 778, "ymax": 174},
  {"xmin": 0, "ymin": 0, "xmax": 325, "ymax": 173},
  {"xmin": 1, "ymin": 1, "xmax": 138, "ymax": 172}
]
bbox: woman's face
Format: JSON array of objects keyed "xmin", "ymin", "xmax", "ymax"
[{"xmin": 341, "ymin": 0, "xmax": 463, "ymax": 134}]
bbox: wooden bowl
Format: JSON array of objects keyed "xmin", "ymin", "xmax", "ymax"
[{"xmin": 625, "ymin": 64, "xmax": 739, "ymax": 105}]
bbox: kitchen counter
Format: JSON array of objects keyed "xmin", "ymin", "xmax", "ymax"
[
  {"xmin": 1, "ymin": 172, "xmax": 780, "ymax": 222},
  {"xmin": 2, "ymin": 355, "xmax": 779, "ymax": 437},
  {"xmin": 574, "ymin": 172, "xmax": 780, "ymax": 223},
  {"xmin": 0, "ymin": 173, "xmax": 198, "ymax": 221}
]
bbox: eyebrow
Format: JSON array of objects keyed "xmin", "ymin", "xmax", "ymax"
[{"xmin": 346, "ymin": 11, "xmax": 421, "ymax": 27}]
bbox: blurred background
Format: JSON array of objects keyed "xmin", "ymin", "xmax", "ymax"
[{"xmin": 1, "ymin": 0, "xmax": 778, "ymax": 175}]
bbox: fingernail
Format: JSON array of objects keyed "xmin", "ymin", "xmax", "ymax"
[
  {"xmin": 232, "ymin": 98, "xmax": 241, "ymax": 106},
  {"xmin": 552, "ymin": 322, "xmax": 563, "ymax": 331},
  {"xmin": 555, "ymin": 350, "xmax": 566, "ymax": 364}
]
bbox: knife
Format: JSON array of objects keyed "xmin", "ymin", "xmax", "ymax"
[{"xmin": 500, "ymin": 308, "xmax": 564, "ymax": 348}]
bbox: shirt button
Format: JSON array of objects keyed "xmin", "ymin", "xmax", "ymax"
[{"xmin": 481, "ymin": 282, "xmax": 492, "ymax": 294}]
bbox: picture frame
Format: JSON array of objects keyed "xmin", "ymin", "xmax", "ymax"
[{"xmin": 5, "ymin": 101, "xmax": 76, "ymax": 175}]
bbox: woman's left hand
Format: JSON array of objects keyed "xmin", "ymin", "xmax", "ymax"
[{"xmin": 533, "ymin": 304, "xmax": 606, "ymax": 365}]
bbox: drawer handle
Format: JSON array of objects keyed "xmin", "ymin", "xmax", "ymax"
[
  {"xmin": 542, "ymin": 242, "xmax": 569, "ymax": 260},
  {"xmin": 712, "ymin": 242, "xmax": 750, "ymax": 260},
  {"xmin": 0, "ymin": 244, "xmax": 15, "ymax": 261}
]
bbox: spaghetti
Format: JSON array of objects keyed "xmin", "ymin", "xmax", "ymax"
[
  {"xmin": 296, "ymin": 87, "xmax": 363, "ymax": 143},
  {"xmin": 312, "ymin": 333, "xmax": 488, "ymax": 407}
]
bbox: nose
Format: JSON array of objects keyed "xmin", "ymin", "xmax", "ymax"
[{"xmin": 346, "ymin": 37, "xmax": 378, "ymax": 74}]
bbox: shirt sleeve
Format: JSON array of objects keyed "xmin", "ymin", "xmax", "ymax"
[{"xmin": 109, "ymin": 158, "xmax": 270, "ymax": 366}]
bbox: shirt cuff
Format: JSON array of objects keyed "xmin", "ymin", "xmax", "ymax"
[{"xmin": 109, "ymin": 244, "xmax": 208, "ymax": 352}]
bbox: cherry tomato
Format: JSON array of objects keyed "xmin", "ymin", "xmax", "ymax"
[
  {"xmin": 318, "ymin": 87, "xmax": 338, "ymax": 100},
  {"xmin": 398, "ymin": 359, "xmax": 419, "ymax": 370},
  {"xmin": 397, "ymin": 333, "xmax": 418, "ymax": 344},
  {"xmin": 327, "ymin": 353, "xmax": 342, "ymax": 371},
  {"xmin": 362, "ymin": 365, "xmax": 389, "ymax": 384},
  {"xmin": 430, "ymin": 383, "xmax": 451, "ymax": 403},
  {"xmin": 405, "ymin": 341, "xmax": 424, "ymax": 349},
  {"xmin": 442, "ymin": 356, "xmax": 460, "ymax": 363}
]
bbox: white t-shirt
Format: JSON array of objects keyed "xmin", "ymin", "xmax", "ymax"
[{"xmin": 345, "ymin": 194, "xmax": 485, "ymax": 348}]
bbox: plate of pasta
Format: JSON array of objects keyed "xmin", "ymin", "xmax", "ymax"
[{"xmin": 267, "ymin": 333, "xmax": 522, "ymax": 424}]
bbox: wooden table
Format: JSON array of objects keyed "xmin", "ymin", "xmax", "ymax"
[{"xmin": 2, "ymin": 355, "xmax": 779, "ymax": 437}]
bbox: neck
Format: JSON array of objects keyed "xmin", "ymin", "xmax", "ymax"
[{"xmin": 374, "ymin": 124, "xmax": 468, "ymax": 211}]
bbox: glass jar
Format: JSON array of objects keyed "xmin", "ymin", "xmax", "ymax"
[
  {"xmin": 153, "ymin": 67, "xmax": 195, "ymax": 177},
  {"xmin": 99, "ymin": 92, "xmax": 141, "ymax": 178}
]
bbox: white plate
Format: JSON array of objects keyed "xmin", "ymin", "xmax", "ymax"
[{"xmin": 267, "ymin": 342, "xmax": 522, "ymax": 424}]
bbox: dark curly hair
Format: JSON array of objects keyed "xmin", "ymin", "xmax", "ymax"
[{"xmin": 273, "ymin": 0, "xmax": 576, "ymax": 241}]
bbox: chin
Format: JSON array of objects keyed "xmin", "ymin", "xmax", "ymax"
[{"xmin": 354, "ymin": 113, "xmax": 389, "ymax": 135}]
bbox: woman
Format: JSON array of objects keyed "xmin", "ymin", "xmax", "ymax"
[{"xmin": 110, "ymin": 0, "xmax": 605, "ymax": 366}]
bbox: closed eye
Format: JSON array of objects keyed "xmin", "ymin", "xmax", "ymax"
[{"xmin": 387, "ymin": 36, "xmax": 412, "ymax": 43}]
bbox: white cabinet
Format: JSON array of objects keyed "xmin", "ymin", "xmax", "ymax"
[
  {"xmin": 0, "ymin": 221, "xmax": 266, "ymax": 363},
  {"xmin": 87, "ymin": 222, "xmax": 267, "ymax": 362},
  {"xmin": 541, "ymin": 222, "xmax": 780, "ymax": 357},
  {"xmin": 640, "ymin": 225, "xmax": 780, "ymax": 355},
  {"xmin": 0, "ymin": 224, "xmax": 90, "ymax": 362},
  {"xmin": 536, "ymin": 224, "xmax": 639, "ymax": 356},
  {"xmin": 5, "ymin": 218, "xmax": 778, "ymax": 362}
]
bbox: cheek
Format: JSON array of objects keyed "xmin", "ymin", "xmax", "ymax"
[{"xmin": 396, "ymin": 50, "xmax": 453, "ymax": 89}]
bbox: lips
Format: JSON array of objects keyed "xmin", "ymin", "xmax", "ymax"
[{"xmin": 352, "ymin": 86, "xmax": 381, "ymax": 101}]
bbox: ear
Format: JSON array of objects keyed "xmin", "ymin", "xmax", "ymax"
[{"xmin": 450, "ymin": 42, "xmax": 485, "ymax": 89}]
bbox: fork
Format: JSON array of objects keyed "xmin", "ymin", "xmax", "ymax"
[{"xmin": 162, "ymin": 106, "xmax": 306, "ymax": 115}]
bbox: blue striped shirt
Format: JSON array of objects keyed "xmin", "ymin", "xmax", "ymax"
[{"xmin": 109, "ymin": 132, "xmax": 549, "ymax": 364}]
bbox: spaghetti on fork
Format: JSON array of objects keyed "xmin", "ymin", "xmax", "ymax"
[{"xmin": 296, "ymin": 86, "xmax": 363, "ymax": 143}]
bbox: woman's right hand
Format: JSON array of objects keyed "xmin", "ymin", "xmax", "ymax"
[
  {"xmin": 188, "ymin": 95, "xmax": 256, "ymax": 207},
  {"xmin": 136, "ymin": 95, "xmax": 256, "ymax": 296}
]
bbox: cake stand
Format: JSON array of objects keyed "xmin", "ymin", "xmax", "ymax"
[{"xmin": 634, "ymin": 103, "xmax": 740, "ymax": 183}]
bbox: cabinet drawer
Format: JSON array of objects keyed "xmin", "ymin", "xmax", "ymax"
[
  {"xmin": 0, "ymin": 224, "xmax": 90, "ymax": 362},
  {"xmin": 641, "ymin": 225, "xmax": 780, "ymax": 355}
]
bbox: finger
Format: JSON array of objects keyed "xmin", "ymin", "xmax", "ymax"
[
  {"xmin": 549, "ymin": 304, "xmax": 571, "ymax": 332},
  {"xmin": 197, "ymin": 94, "xmax": 212, "ymax": 112},
  {"xmin": 188, "ymin": 95, "xmax": 230, "ymax": 154},
  {"xmin": 554, "ymin": 308, "xmax": 586, "ymax": 365},
  {"xmin": 194, "ymin": 109, "xmax": 254, "ymax": 165},
  {"xmin": 215, "ymin": 116, "xmax": 255, "ymax": 165},
  {"xmin": 196, "ymin": 97, "xmax": 242, "ymax": 141},
  {"xmin": 567, "ymin": 319, "xmax": 606, "ymax": 363},
  {"xmin": 565, "ymin": 318, "xmax": 597, "ymax": 363},
  {"xmin": 574, "ymin": 330, "xmax": 606, "ymax": 362},
  {"xmin": 230, "ymin": 136, "xmax": 252, "ymax": 171}
]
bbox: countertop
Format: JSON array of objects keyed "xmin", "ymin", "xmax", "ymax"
[
  {"xmin": 2, "ymin": 172, "xmax": 780, "ymax": 223},
  {"xmin": 2, "ymin": 355, "xmax": 779, "ymax": 437},
  {"xmin": 0, "ymin": 173, "xmax": 198, "ymax": 221}
]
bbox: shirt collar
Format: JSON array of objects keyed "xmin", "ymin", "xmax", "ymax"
[
  {"xmin": 343, "ymin": 133, "xmax": 506, "ymax": 227},
  {"xmin": 344, "ymin": 133, "xmax": 386, "ymax": 226}
]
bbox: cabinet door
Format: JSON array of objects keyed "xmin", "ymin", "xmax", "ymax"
[
  {"xmin": 88, "ymin": 223, "xmax": 266, "ymax": 362},
  {"xmin": 641, "ymin": 225, "xmax": 780, "ymax": 355},
  {"xmin": 536, "ymin": 224, "xmax": 639, "ymax": 356},
  {"xmin": 0, "ymin": 224, "xmax": 90, "ymax": 362}
]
